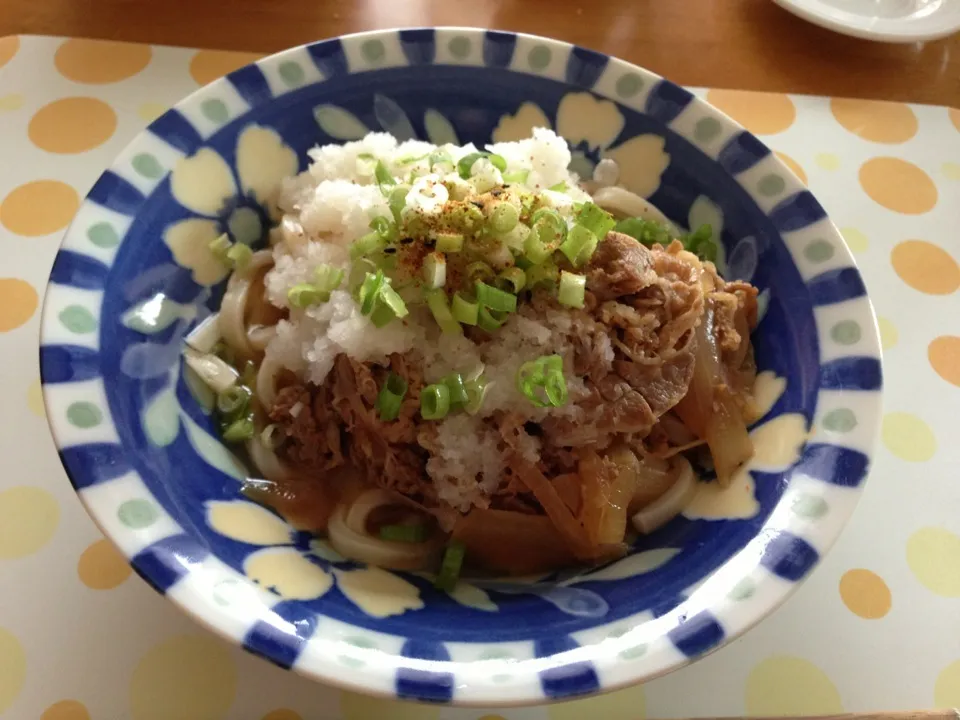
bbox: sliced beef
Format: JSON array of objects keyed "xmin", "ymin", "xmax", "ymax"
[
  {"xmin": 268, "ymin": 384, "xmax": 343, "ymax": 474},
  {"xmin": 329, "ymin": 353, "xmax": 436, "ymax": 505},
  {"xmin": 586, "ymin": 232, "xmax": 659, "ymax": 301}
]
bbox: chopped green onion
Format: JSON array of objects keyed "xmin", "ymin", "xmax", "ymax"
[
  {"xmin": 358, "ymin": 271, "xmax": 386, "ymax": 315},
  {"xmin": 443, "ymin": 373, "xmax": 469, "ymax": 406},
  {"xmin": 496, "ymin": 267, "xmax": 527, "ymax": 294},
  {"xmin": 350, "ymin": 231, "xmax": 387, "ymax": 260},
  {"xmin": 452, "ymin": 292, "xmax": 479, "ymax": 326},
  {"xmin": 544, "ymin": 369, "xmax": 568, "ymax": 406},
  {"xmin": 370, "ymin": 216, "xmax": 398, "ymax": 242},
  {"xmin": 379, "ymin": 524, "xmax": 429, "ymax": 542},
  {"xmin": 449, "ymin": 203, "xmax": 485, "ymax": 233},
  {"xmin": 420, "ymin": 383, "xmax": 451, "ymax": 420},
  {"xmin": 465, "ymin": 261, "xmax": 495, "ymax": 285},
  {"xmin": 357, "ymin": 152, "xmax": 375, "ymax": 160},
  {"xmin": 424, "ymin": 252, "xmax": 446, "ymax": 289},
  {"xmin": 463, "ymin": 376, "xmax": 488, "ymax": 415},
  {"xmin": 209, "ymin": 233, "xmax": 232, "ymax": 261},
  {"xmin": 457, "ymin": 152, "xmax": 485, "ymax": 179},
  {"xmin": 477, "ymin": 306, "xmax": 507, "ymax": 332},
  {"xmin": 558, "ymin": 271, "xmax": 587, "ymax": 308},
  {"xmin": 226, "ymin": 243, "xmax": 252, "ymax": 269},
  {"xmin": 429, "ymin": 149, "xmax": 453, "ymax": 170},
  {"xmin": 456, "ymin": 151, "xmax": 507, "ymax": 179},
  {"xmin": 288, "ymin": 283, "xmax": 328, "ymax": 308},
  {"xmin": 375, "ymin": 160, "xmax": 396, "ymax": 191},
  {"xmin": 614, "ymin": 217, "xmax": 672, "ymax": 247},
  {"xmin": 376, "ymin": 372, "xmax": 408, "ymax": 422},
  {"xmin": 475, "ymin": 281, "xmax": 517, "ymax": 313},
  {"xmin": 517, "ymin": 354, "xmax": 567, "ymax": 408},
  {"xmin": 488, "ymin": 202, "xmax": 519, "ymax": 234},
  {"xmin": 487, "ymin": 153, "xmax": 507, "ymax": 172},
  {"xmin": 217, "ymin": 385, "xmax": 251, "ymax": 416},
  {"xmin": 361, "ymin": 276, "xmax": 408, "ymax": 328},
  {"xmin": 260, "ymin": 423, "xmax": 284, "ymax": 450},
  {"xmin": 314, "ymin": 264, "xmax": 344, "ymax": 294},
  {"xmin": 526, "ymin": 208, "xmax": 567, "ymax": 264},
  {"xmin": 397, "ymin": 152, "xmax": 430, "ymax": 165},
  {"xmin": 425, "ymin": 289, "xmax": 462, "ymax": 335},
  {"xmin": 436, "ymin": 233, "xmax": 464, "ymax": 253},
  {"xmin": 682, "ymin": 224, "xmax": 718, "ymax": 262},
  {"xmin": 222, "ymin": 414, "xmax": 255, "ymax": 442},
  {"xmin": 434, "ymin": 541, "xmax": 466, "ymax": 591},
  {"xmin": 575, "ymin": 201, "xmax": 616, "ymax": 240},
  {"xmin": 548, "ymin": 181, "xmax": 568, "ymax": 192},
  {"xmin": 502, "ymin": 169, "xmax": 530, "ymax": 184},
  {"xmin": 497, "ymin": 222, "xmax": 531, "ymax": 252},
  {"xmin": 526, "ymin": 261, "xmax": 560, "ymax": 290},
  {"xmin": 559, "ymin": 225, "xmax": 599, "ymax": 267},
  {"xmin": 388, "ymin": 185, "xmax": 410, "ymax": 224}
]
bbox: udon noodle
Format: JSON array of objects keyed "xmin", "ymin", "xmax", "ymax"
[{"xmin": 184, "ymin": 129, "xmax": 761, "ymax": 583}]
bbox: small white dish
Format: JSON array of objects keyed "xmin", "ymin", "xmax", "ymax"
[{"xmin": 773, "ymin": 0, "xmax": 960, "ymax": 42}]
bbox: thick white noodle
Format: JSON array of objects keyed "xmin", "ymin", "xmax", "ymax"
[
  {"xmin": 631, "ymin": 456, "xmax": 696, "ymax": 534},
  {"xmin": 255, "ymin": 351, "xmax": 284, "ymax": 411},
  {"xmin": 246, "ymin": 324, "xmax": 277, "ymax": 353},
  {"xmin": 328, "ymin": 498, "xmax": 443, "ymax": 571},
  {"xmin": 245, "ymin": 434, "xmax": 297, "ymax": 484},
  {"xmin": 217, "ymin": 250, "xmax": 274, "ymax": 361},
  {"xmin": 592, "ymin": 186, "xmax": 679, "ymax": 233}
]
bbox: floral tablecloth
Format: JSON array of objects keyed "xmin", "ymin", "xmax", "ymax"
[{"xmin": 0, "ymin": 34, "xmax": 958, "ymax": 720}]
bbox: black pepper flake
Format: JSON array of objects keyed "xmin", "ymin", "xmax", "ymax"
[
  {"xmin": 469, "ymin": 201, "xmax": 484, "ymax": 209},
  {"xmin": 424, "ymin": 239, "xmax": 436, "ymax": 248},
  {"xmin": 400, "ymin": 237, "xmax": 414, "ymax": 245},
  {"xmin": 383, "ymin": 247, "xmax": 397, "ymax": 254}
]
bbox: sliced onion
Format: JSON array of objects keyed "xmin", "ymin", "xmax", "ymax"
[
  {"xmin": 327, "ymin": 504, "xmax": 443, "ymax": 571},
  {"xmin": 631, "ymin": 456, "xmax": 696, "ymax": 534},
  {"xmin": 182, "ymin": 347, "xmax": 238, "ymax": 394},
  {"xmin": 592, "ymin": 186, "xmax": 678, "ymax": 233},
  {"xmin": 185, "ymin": 313, "xmax": 221, "ymax": 353}
]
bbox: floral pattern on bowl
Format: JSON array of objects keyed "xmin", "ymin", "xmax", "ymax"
[{"xmin": 39, "ymin": 28, "xmax": 882, "ymax": 706}]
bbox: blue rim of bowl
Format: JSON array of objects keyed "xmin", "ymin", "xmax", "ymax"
[{"xmin": 38, "ymin": 27, "xmax": 883, "ymax": 706}]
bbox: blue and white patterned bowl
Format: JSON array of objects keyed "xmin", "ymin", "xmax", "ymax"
[{"xmin": 39, "ymin": 28, "xmax": 883, "ymax": 706}]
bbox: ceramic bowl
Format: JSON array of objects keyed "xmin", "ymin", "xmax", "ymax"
[{"xmin": 39, "ymin": 28, "xmax": 883, "ymax": 706}]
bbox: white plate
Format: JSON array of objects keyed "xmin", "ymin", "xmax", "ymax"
[{"xmin": 772, "ymin": 0, "xmax": 960, "ymax": 42}]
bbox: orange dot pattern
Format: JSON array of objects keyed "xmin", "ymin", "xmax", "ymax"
[
  {"xmin": 0, "ymin": 36, "xmax": 18, "ymax": 70},
  {"xmin": 831, "ymin": 99, "xmax": 918, "ymax": 144},
  {"xmin": 891, "ymin": 240, "xmax": 960, "ymax": 295},
  {"xmin": 189, "ymin": 50, "xmax": 264, "ymax": 86},
  {"xmin": 29, "ymin": 97, "xmax": 117, "ymax": 154},
  {"xmin": 1, "ymin": 181, "xmax": 80, "ymax": 237},
  {"xmin": 0, "ymin": 278, "xmax": 39, "ymax": 332},
  {"xmin": 839, "ymin": 569, "xmax": 892, "ymax": 619},
  {"xmin": 55, "ymin": 39, "xmax": 152, "ymax": 84},
  {"xmin": 41, "ymin": 699, "xmax": 91, "ymax": 720},
  {"xmin": 705, "ymin": 89, "xmax": 797, "ymax": 135},
  {"xmin": 928, "ymin": 337, "xmax": 960, "ymax": 387},
  {"xmin": 77, "ymin": 539, "xmax": 131, "ymax": 590},
  {"xmin": 859, "ymin": 157, "xmax": 938, "ymax": 215}
]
